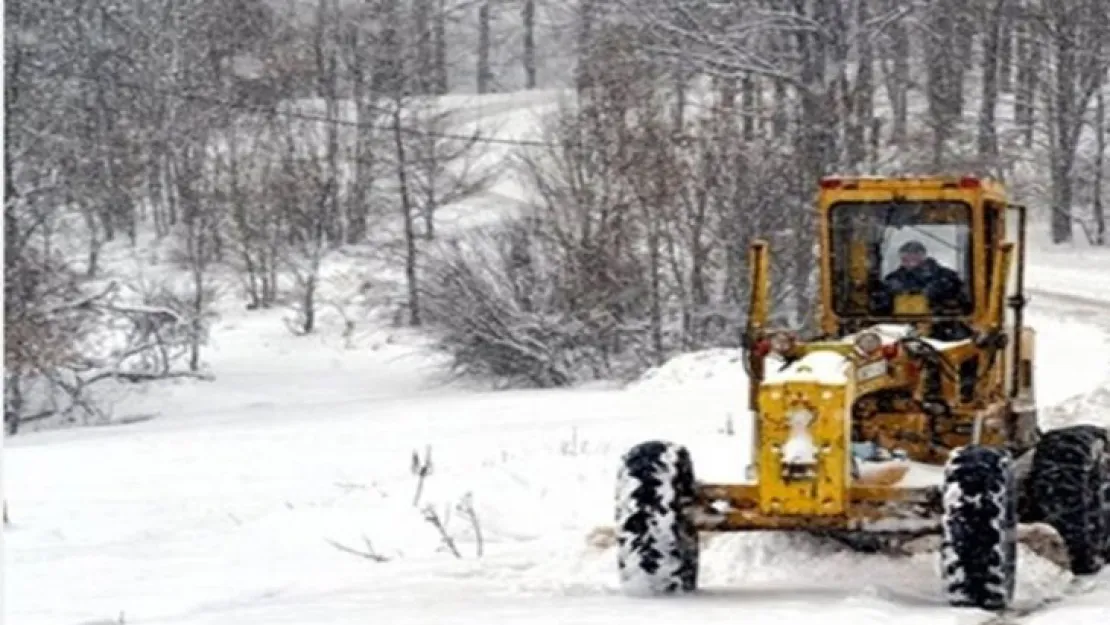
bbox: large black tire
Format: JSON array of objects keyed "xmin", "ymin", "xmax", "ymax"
[
  {"xmin": 940, "ymin": 445, "xmax": 1017, "ymax": 610},
  {"xmin": 615, "ymin": 440, "xmax": 699, "ymax": 594},
  {"xmin": 1026, "ymin": 425, "xmax": 1110, "ymax": 575}
]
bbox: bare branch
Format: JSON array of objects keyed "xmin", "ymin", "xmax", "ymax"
[
  {"xmin": 325, "ymin": 535, "xmax": 390, "ymax": 562},
  {"xmin": 422, "ymin": 504, "xmax": 463, "ymax": 559}
]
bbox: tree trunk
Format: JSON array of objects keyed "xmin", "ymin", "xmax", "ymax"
[
  {"xmin": 672, "ymin": 65, "xmax": 688, "ymax": 132},
  {"xmin": 477, "ymin": 2, "xmax": 492, "ymax": 94},
  {"xmin": 926, "ymin": 3, "xmax": 958, "ymax": 169},
  {"xmin": 374, "ymin": 0, "xmax": 403, "ymax": 95},
  {"xmin": 951, "ymin": 5, "xmax": 975, "ymax": 117},
  {"xmin": 977, "ymin": 0, "xmax": 1005, "ymax": 167},
  {"xmin": 847, "ymin": 0, "xmax": 874, "ymax": 168},
  {"xmin": 997, "ymin": 4, "xmax": 1014, "ymax": 93},
  {"xmin": 83, "ymin": 206, "xmax": 102, "ymax": 278},
  {"xmin": 190, "ymin": 261, "xmax": 205, "ymax": 370},
  {"xmin": 1096, "ymin": 87, "xmax": 1106, "ymax": 245},
  {"xmin": 413, "ymin": 0, "xmax": 434, "ymax": 94},
  {"xmin": 885, "ymin": 6, "xmax": 910, "ymax": 147},
  {"xmin": 1050, "ymin": 24, "xmax": 1078, "ymax": 244},
  {"xmin": 325, "ymin": 76, "xmax": 340, "ymax": 245},
  {"xmin": 315, "ymin": 0, "xmax": 341, "ymax": 244},
  {"xmin": 741, "ymin": 74, "xmax": 756, "ymax": 141},
  {"xmin": 348, "ymin": 24, "xmax": 371, "ymax": 245},
  {"xmin": 522, "ymin": 0, "xmax": 536, "ymax": 88},
  {"xmin": 1015, "ymin": 16, "xmax": 1039, "ymax": 147},
  {"xmin": 771, "ymin": 79, "xmax": 789, "ymax": 137},
  {"xmin": 793, "ymin": 1, "xmax": 836, "ymax": 328},
  {"xmin": 648, "ymin": 221, "xmax": 663, "ymax": 362},
  {"xmin": 575, "ymin": 0, "xmax": 595, "ymax": 93},
  {"xmin": 5, "ymin": 373, "xmax": 23, "ymax": 436},
  {"xmin": 1051, "ymin": 157, "xmax": 1074, "ymax": 244},
  {"xmin": 393, "ymin": 105, "xmax": 420, "ymax": 326},
  {"xmin": 301, "ymin": 272, "xmax": 317, "ymax": 334},
  {"xmin": 433, "ymin": 0, "xmax": 448, "ymax": 94}
]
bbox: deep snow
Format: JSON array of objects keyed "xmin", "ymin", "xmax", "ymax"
[
  {"xmin": 5, "ymin": 301, "xmax": 1109, "ymax": 625},
  {"xmin": 5, "ymin": 92, "xmax": 1110, "ymax": 625}
]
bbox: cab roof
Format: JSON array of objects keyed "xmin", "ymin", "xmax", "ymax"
[{"xmin": 818, "ymin": 175, "xmax": 1007, "ymax": 196}]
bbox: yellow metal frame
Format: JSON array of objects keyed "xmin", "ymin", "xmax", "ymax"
[{"xmin": 694, "ymin": 482, "xmax": 937, "ymax": 531}]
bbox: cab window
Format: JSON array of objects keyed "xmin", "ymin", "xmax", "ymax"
[{"xmin": 829, "ymin": 200, "xmax": 974, "ymax": 317}]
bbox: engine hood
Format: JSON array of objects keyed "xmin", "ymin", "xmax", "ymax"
[{"xmin": 760, "ymin": 323, "xmax": 972, "ymax": 387}]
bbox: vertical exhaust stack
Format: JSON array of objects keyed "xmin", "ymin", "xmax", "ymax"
[{"xmin": 744, "ymin": 240, "xmax": 771, "ymax": 481}]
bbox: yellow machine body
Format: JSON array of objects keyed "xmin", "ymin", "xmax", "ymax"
[{"xmin": 694, "ymin": 175, "xmax": 1036, "ymax": 533}]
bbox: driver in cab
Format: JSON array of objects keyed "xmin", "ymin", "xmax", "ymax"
[{"xmin": 876, "ymin": 240, "xmax": 969, "ymax": 314}]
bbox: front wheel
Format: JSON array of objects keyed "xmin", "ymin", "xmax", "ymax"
[
  {"xmin": 940, "ymin": 445, "xmax": 1017, "ymax": 610},
  {"xmin": 615, "ymin": 440, "xmax": 699, "ymax": 594}
]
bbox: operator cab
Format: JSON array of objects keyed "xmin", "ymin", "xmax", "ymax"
[{"xmin": 819, "ymin": 176, "xmax": 1004, "ymax": 340}]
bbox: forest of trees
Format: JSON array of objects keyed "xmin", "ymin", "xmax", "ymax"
[{"xmin": 5, "ymin": 0, "xmax": 1110, "ymax": 430}]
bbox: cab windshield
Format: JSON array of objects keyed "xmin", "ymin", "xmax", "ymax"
[{"xmin": 829, "ymin": 200, "xmax": 974, "ymax": 317}]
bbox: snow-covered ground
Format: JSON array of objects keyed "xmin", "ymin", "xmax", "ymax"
[{"xmin": 5, "ymin": 92, "xmax": 1110, "ymax": 625}]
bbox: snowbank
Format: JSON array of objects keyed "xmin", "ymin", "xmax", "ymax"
[{"xmin": 630, "ymin": 348, "xmax": 749, "ymax": 396}]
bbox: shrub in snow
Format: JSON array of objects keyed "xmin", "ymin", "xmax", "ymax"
[{"xmin": 419, "ymin": 80, "xmax": 810, "ymax": 387}]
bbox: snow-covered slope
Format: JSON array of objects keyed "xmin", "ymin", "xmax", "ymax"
[
  {"xmin": 5, "ymin": 301, "xmax": 1108, "ymax": 625},
  {"xmin": 6, "ymin": 288, "xmax": 1110, "ymax": 625}
]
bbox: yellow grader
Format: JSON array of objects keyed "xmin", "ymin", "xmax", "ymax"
[{"xmin": 615, "ymin": 175, "xmax": 1110, "ymax": 610}]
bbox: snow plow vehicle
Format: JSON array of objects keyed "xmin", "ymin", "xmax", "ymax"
[{"xmin": 616, "ymin": 175, "xmax": 1110, "ymax": 610}]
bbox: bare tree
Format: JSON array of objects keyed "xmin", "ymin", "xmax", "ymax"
[
  {"xmin": 1037, "ymin": 0, "xmax": 1110, "ymax": 243},
  {"xmin": 419, "ymin": 19, "xmax": 800, "ymax": 386},
  {"xmin": 221, "ymin": 116, "xmax": 283, "ymax": 309},
  {"xmin": 271, "ymin": 116, "xmax": 335, "ymax": 335},
  {"xmin": 392, "ymin": 101, "xmax": 423, "ymax": 326},
  {"xmin": 173, "ymin": 138, "xmax": 220, "ymax": 371}
]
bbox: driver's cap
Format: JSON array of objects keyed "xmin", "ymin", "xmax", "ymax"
[{"xmin": 898, "ymin": 240, "xmax": 926, "ymax": 255}]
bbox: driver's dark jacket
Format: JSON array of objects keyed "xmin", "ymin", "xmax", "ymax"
[{"xmin": 872, "ymin": 258, "xmax": 968, "ymax": 314}]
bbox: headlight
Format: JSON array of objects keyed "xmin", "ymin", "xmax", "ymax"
[
  {"xmin": 769, "ymin": 330, "xmax": 796, "ymax": 355},
  {"xmin": 854, "ymin": 331, "xmax": 882, "ymax": 355}
]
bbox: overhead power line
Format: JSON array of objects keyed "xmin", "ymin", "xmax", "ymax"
[{"xmin": 93, "ymin": 74, "xmax": 568, "ymax": 149}]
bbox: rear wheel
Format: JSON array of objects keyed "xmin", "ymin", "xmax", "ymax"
[
  {"xmin": 940, "ymin": 445, "xmax": 1017, "ymax": 610},
  {"xmin": 615, "ymin": 440, "xmax": 699, "ymax": 594},
  {"xmin": 1026, "ymin": 425, "xmax": 1110, "ymax": 575}
]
